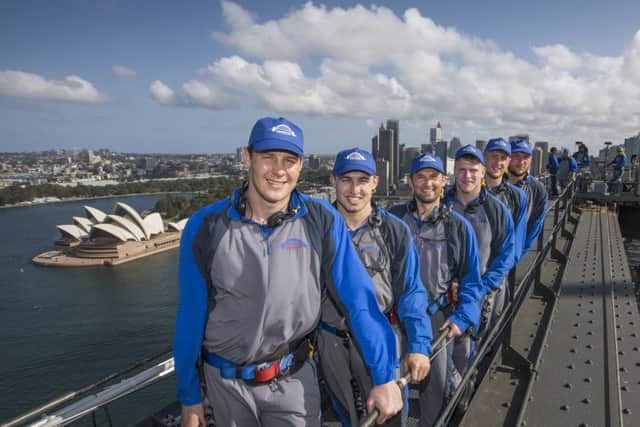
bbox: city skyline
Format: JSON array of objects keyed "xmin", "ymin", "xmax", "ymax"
[{"xmin": 2, "ymin": 1, "xmax": 640, "ymax": 154}]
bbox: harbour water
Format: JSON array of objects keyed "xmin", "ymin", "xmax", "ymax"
[{"xmin": 0, "ymin": 195, "xmax": 179, "ymax": 425}]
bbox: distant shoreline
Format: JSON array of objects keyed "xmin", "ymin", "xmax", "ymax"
[{"xmin": 0, "ymin": 191, "xmax": 195, "ymax": 210}]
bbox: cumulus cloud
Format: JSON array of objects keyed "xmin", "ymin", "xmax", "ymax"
[
  {"xmin": 149, "ymin": 80, "xmax": 177, "ymax": 105},
  {"xmin": 153, "ymin": 2, "xmax": 640, "ymax": 144},
  {"xmin": 0, "ymin": 70, "xmax": 106, "ymax": 103},
  {"xmin": 149, "ymin": 79, "xmax": 229, "ymax": 108},
  {"xmin": 112, "ymin": 65, "xmax": 137, "ymax": 78}
]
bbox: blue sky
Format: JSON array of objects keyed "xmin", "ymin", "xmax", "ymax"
[{"xmin": 1, "ymin": 0, "xmax": 640, "ymax": 154}]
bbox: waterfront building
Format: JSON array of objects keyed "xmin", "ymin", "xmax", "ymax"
[{"xmin": 34, "ymin": 202, "xmax": 186, "ymax": 267}]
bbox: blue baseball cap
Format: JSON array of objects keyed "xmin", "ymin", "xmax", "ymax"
[
  {"xmin": 485, "ymin": 137, "xmax": 511, "ymax": 155},
  {"xmin": 248, "ymin": 117, "xmax": 304, "ymax": 156},
  {"xmin": 455, "ymin": 144, "xmax": 485, "ymax": 165},
  {"xmin": 510, "ymin": 138, "xmax": 532, "ymax": 156},
  {"xmin": 411, "ymin": 153, "xmax": 445, "ymax": 175},
  {"xmin": 333, "ymin": 148, "xmax": 376, "ymax": 176}
]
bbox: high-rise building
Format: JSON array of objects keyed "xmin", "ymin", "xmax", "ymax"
[
  {"xmin": 531, "ymin": 147, "xmax": 543, "ymax": 176},
  {"xmin": 378, "ymin": 123, "xmax": 395, "ymax": 187},
  {"xmin": 624, "ymin": 133, "xmax": 640, "ymax": 160},
  {"xmin": 308, "ymin": 154, "xmax": 321, "ymax": 170},
  {"xmin": 387, "ymin": 119, "xmax": 400, "ymax": 186},
  {"xmin": 371, "ymin": 135, "xmax": 379, "ymax": 160},
  {"xmin": 376, "ymin": 159, "xmax": 390, "ymax": 196},
  {"xmin": 475, "ymin": 140, "xmax": 487, "ymax": 152},
  {"xmin": 434, "ymin": 140, "xmax": 448, "ymax": 173},
  {"xmin": 402, "ymin": 146, "xmax": 420, "ymax": 175},
  {"xmin": 534, "ymin": 141, "xmax": 549, "ymax": 169},
  {"xmin": 448, "ymin": 137, "xmax": 462, "ymax": 158},
  {"xmin": 429, "ymin": 121, "xmax": 442, "ymax": 145}
]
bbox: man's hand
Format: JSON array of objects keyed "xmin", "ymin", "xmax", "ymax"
[
  {"xmin": 402, "ymin": 353, "xmax": 431, "ymax": 384},
  {"xmin": 440, "ymin": 319, "xmax": 462, "ymax": 338},
  {"xmin": 366, "ymin": 381, "xmax": 403, "ymax": 424},
  {"xmin": 181, "ymin": 403, "xmax": 206, "ymax": 427}
]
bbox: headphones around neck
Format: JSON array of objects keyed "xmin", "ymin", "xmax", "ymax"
[{"xmin": 236, "ymin": 182, "xmax": 300, "ymax": 227}]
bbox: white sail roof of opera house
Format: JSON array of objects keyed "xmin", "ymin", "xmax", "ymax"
[
  {"xmin": 168, "ymin": 218, "xmax": 188, "ymax": 232},
  {"xmin": 73, "ymin": 216, "xmax": 94, "ymax": 233},
  {"xmin": 105, "ymin": 214, "xmax": 145, "ymax": 241},
  {"xmin": 142, "ymin": 212, "xmax": 164, "ymax": 236},
  {"xmin": 90, "ymin": 223, "xmax": 137, "ymax": 242},
  {"xmin": 84, "ymin": 206, "xmax": 107, "ymax": 223},
  {"xmin": 57, "ymin": 224, "xmax": 88, "ymax": 240},
  {"xmin": 114, "ymin": 202, "xmax": 151, "ymax": 240}
]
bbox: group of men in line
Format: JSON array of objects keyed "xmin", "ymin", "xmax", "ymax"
[
  {"xmin": 173, "ymin": 117, "xmax": 548, "ymax": 427},
  {"xmin": 548, "ymin": 143, "xmax": 630, "ymax": 195}
]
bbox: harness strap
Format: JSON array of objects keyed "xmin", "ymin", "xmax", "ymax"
[{"xmin": 203, "ymin": 340, "xmax": 308, "ymax": 383}]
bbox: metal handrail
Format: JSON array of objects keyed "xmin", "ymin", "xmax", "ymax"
[{"xmin": 434, "ymin": 181, "xmax": 576, "ymax": 426}]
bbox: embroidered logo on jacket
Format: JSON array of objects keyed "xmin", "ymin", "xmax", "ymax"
[
  {"xmin": 280, "ymin": 238, "xmax": 308, "ymax": 250},
  {"xmin": 360, "ymin": 245, "xmax": 382, "ymax": 258}
]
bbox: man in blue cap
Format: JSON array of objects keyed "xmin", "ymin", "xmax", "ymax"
[
  {"xmin": 483, "ymin": 138, "xmax": 529, "ymax": 328},
  {"xmin": 508, "ymin": 138, "xmax": 548, "ymax": 254},
  {"xmin": 445, "ymin": 145, "xmax": 515, "ymax": 354},
  {"xmin": 174, "ymin": 118, "xmax": 403, "ymax": 427},
  {"xmin": 320, "ymin": 147, "xmax": 432, "ymax": 426},
  {"xmin": 390, "ymin": 153, "xmax": 483, "ymax": 427}
]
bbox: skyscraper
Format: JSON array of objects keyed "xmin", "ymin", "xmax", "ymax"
[
  {"xmin": 371, "ymin": 135, "xmax": 379, "ymax": 159},
  {"xmin": 429, "ymin": 121, "xmax": 442, "ymax": 145},
  {"xmin": 387, "ymin": 119, "xmax": 400, "ymax": 186},
  {"xmin": 475, "ymin": 140, "xmax": 487, "ymax": 152},
  {"xmin": 378, "ymin": 123, "xmax": 395, "ymax": 187}
]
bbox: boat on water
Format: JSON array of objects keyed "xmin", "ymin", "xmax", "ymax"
[{"xmin": 31, "ymin": 202, "xmax": 187, "ymax": 267}]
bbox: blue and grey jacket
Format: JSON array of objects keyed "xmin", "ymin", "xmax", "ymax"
[
  {"xmin": 488, "ymin": 177, "xmax": 529, "ymax": 263},
  {"xmin": 389, "ymin": 203, "xmax": 483, "ymax": 333},
  {"xmin": 512, "ymin": 175, "xmax": 548, "ymax": 253},
  {"xmin": 445, "ymin": 188, "xmax": 515, "ymax": 294},
  {"xmin": 324, "ymin": 206, "xmax": 432, "ymax": 356},
  {"xmin": 173, "ymin": 189, "xmax": 398, "ymax": 405}
]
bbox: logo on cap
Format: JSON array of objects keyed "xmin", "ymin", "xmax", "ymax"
[
  {"xmin": 346, "ymin": 152, "xmax": 367, "ymax": 161},
  {"xmin": 419, "ymin": 154, "xmax": 435, "ymax": 162},
  {"xmin": 271, "ymin": 124, "xmax": 296, "ymax": 137}
]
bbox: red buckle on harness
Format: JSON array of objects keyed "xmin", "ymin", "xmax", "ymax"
[
  {"xmin": 253, "ymin": 360, "xmax": 280, "ymax": 382},
  {"xmin": 387, "ymin": 307, "xmax": 398, "ymax": 326}
]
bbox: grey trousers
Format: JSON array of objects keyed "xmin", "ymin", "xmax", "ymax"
[
  {"xmin": 203, "ymin": 358, "xmax": 321, "ymax": 427},
  {"xmin": 487, "ymin": 280, "xmax": 509, "ymax": 333},
  {"xmin": 417, "ymin": 310, "xmax": 447, "ymax": 427},
  {"xmin": 317, "ymin": 326, "xmax": 405, "ymax": 426}
]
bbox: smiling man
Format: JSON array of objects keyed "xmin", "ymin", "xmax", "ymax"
[
  {"xmin": 320, "ymin": 147, "xmax": 431, "ymax": 427},
  {"xmin": 174, "ymin": 118, "xmax": 403, "ymax": 427},
  {"xmin": 445, "ymin": 145, "xmax": 515, "ymax": 362},
  {"xmin": 390, "ymin": 153, "xmax": 483, "ymax": 427}
]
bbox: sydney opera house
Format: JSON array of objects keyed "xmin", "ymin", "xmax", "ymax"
[{"xmin": 32, "ymin": 202, "xmax": 187, "ymax": 267}]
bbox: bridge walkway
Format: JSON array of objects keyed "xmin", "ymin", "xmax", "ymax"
[{"xmin": 461, "ymin": 207, "xmax": 640, "ymax": 427}]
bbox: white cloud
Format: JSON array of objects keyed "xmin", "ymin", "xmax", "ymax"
[
  {"xmin": 112, "ymin": 65, "xmax": 137, "ymax": 79},
  {"xmin": 149, "ymin": 79, "xmax": 229, "ymax": 109},
  {"xmin": 149, "ymin": 80, "xmax": 177, "ymax": 105},
  {"xmin": 154, "ymin": 2, "xmax": 640, "ymax": 145},
  {"xmin": 0, "ymin": 70, "xmax": 106, "ymax": 103}
]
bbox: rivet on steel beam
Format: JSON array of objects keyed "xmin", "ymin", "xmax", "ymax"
[
  {"xmin": 619, "ymin": 367, "xmax": 627, "ymax": 373},
  {"xmin": 502, "ymin": 402, "xmax": 510, "ymax": 408},
  {"xmin": 560, "ymin": 404, "xmax": 569, "ymax": 411},
  {"xmin": 584, "ymin": 377, "xmax": 592, "ymax": 383},
  {"xmin": 586, "ymin": 344, "xmax": 593, "ymax": 349},
  {"xmin": 623, "ymin": 408, "xmax": 632, "ymax": 415},
  {"xmin": 567, "ymin": 364, "xmax": 574, "ymax": 369},
  {"xmin": 570, "ymin": 348, "xmax": 576, "ymax": 353},
  {"xmin": 572, "ymin": 335, "xmax": 578, "ymax": 339},
  {"xmin": 587, "ymin": 331, "xmax": 593, "ymax": 335},
  {"xmin": 563, "ymin": 383, "xmax": 572, "ymax": 388},
  {"xmin": 585, "ymin": 360, "xmax": 592, "ymax": 365},
  {"xmin": 573, "ymin": 323, "xmax": 579, "ymax": 327},
  {"xmin": 581, "ymin": 398, "xmax": 591, "ymax": 404},
  {"xmin": 622, "ymin": 385, "xmax": 629, "ymax": 391}
]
